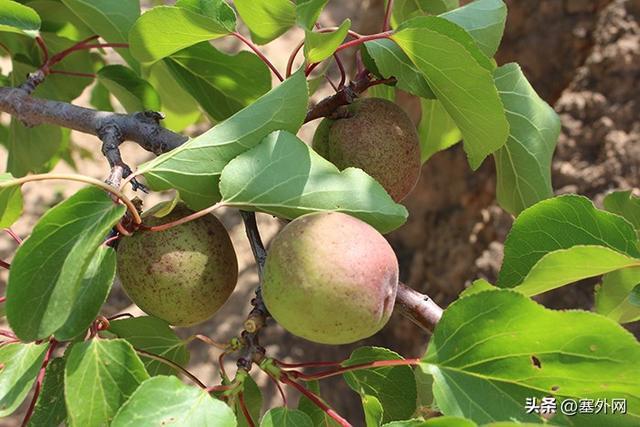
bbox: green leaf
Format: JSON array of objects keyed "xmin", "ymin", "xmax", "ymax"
[
  {"xmin": 164, "ymin": 41, "xmax": 271, "ymax": 122},
  {"xmin": 261, "ymin": 407, "xmax": 313, "ymax": 427},
  {"xmin": 604, "ymin": 190, "xmax": 640, "ymax": 232},
  {"xmin": 0, "ymin": 0, "xmax": 40, "ymax": 37},
  {"xmin": 0, "ymin": 342, "xmax": 47, "ymax": 417},
  {"xmin": 65, "ymin": 339, "xmax": 149, "ymax": 426},
  {"xmin": 459, "ymin": 279, "xmax": 497, "ymax": 298},
  {"xmin": 497, "ymin": 195, "xmax": 640, "ymax": 293},
  {"xmin": 440, "ymin": 0, "xmax": 507, "ymax": 58},
  {"xmin": 304, "ymin": 19, "xmax": 351, "ymax": 63},
  {"xmin": 414, "ymin": 363, "xmax": 434, "ymax": 409},
  {"xmin": 513, "ymin": 246, "xmax": 640, "ymax": 297},
  {"xmin": 0, "ymin": 172, "xmax": 22, "ymax": 228},
  {"xmin": 28, "ymin": 358, "xmax": 67, "ymax": 427},
  {"xmin": 26, "ymin": 0, "xmax": 92, "ymax": 41},
  {"xmin": 54, "ymin": 245, "xmax": 116, "ymax": 340},
  {"xmin": 129, "ymin": 6, "xmax": 229, "ymax": 63},
  {"xmin": 234, "ymin": 0, "xmax": 296, "ymax": 45},
  {"xmin": 342, "ymin": 347, "xmax": 417, "ymax": 422},
  {"xmin": 493, "ymin": 63, "xmax": 559, "ymax": 215},
  {"xmin": 147, "ymin": 61, "xmax": 201, "ymax": 132},
  {"xmin": 296, "ymin": 0, "xmax": 329, "ymax": 29},
  {"xmin": 175, "ymin": 0, "xmax": 236, "ymax": 31},
  {"xmin": 90, "ymin": 81, "xmax": 114, "ymax": 111},
  {"xmin": 391, "ymin": 0, "xmax": 460, "ymax": 28},
  {"xmin": 138, "ymin": 71, "xmax": 308, "ymax": 210},
  {"xmin": 362, "ymin": 394, "xmax": 384, "ymax": 427},
  {"xmin": 107, "ymin": 316, "xmax": 189, "ymax": 376},
  {"xmin": 363, "ymin": 39, "xmax": 435, "ymax": 99},
  {"xmin": 5, "ymin": 186, "xmax": 126, "ymax": 341},
  {"xmin": 61, "ymin": 0, "xmax": 139, "ymax": 69},
  {"xmin": 12, "ymin": 33, "xmax": 94, "ymax": 102},
  {"xmin": 419, "ymin": 98, "xmax": 461, "ymax": 162},
  {"xmin": 97, "ymin": 65, "xmax": 161, "ymax": 112},
  {"xmin": 596, "ymin": 267, "xmax": 640, "ymax": 324},
  {"xmin": 6, "ymin": 120, "xmax": 63, "ymax": 176},
  {"xmin": 297, "ymin": 380, "xmax": 340, "ymax": 427},
  {"xmin": 235, "ymin": 374, "xmax": 262, "ymax": 427},
  {"xmin": 424, "ymin": 289, "xmax": 640, "ymax": 424},
  {"xmin": 112, "ymin": 375, "xmax": 235, "ymax": 426},
  {"xmin": 220, "ymin": 130, "xmax": 408, "ymax": 234},
  {"xmin": 392, "ymin": 16, "xmax": 509, "ymax": 169}
]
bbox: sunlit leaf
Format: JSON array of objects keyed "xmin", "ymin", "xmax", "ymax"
[
  {"xmin": 0, "ymin": 342, "xmax": 47, "ymax": 417},
  {"xmin": 97, "ymin": 65, "xmax": 161, "ymax": 112},
  {"xmin": 234, "ymin": 0, "xmax": 296, "ymax": 45},
  {"xmin": 493, "ymin": 63, "xmax": 560, "ymax": 215},
  {"xmin": 112, "ymin": 376, "xmax": 235, "ymax": 426},
  {"xmin": 220, "ymin": 131, "xmax": 408, "ymax": 234},
  {"xmin": 164, "ymin": 41, "xmax": 271, "ymax": 121},
  {"xmin": 0, "ymin": 0, "xmax": 40, "ymax": 37},
  {"xmin": 65, "ymin": 339, "xmax": 149, "ymax": 426},
  {"xmin": 138, "ymin": 71, "xmax": 308, "ymax": 210},
  {"xmin": 129, "ymin": 6, "xmax": 229, "ymax": 63},
  {"xmin": 392, "ymin": 16, "xmax": 509, "ymax": 169},
  {"xmin": 596, "ymin": 266, "xmax": 640, "ymax": 324},
  {"xmin": 304, "ymin": 19, "xmax": 351, "ymax": 63},
  {"xmin": 424, "ymin": 289, "xmax": 640, "ymax": 424},
  {"xmin": 6, "ymin": 186, "xmax": 126, "ymax": 341}
]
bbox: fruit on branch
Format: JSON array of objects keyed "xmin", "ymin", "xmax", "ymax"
[
  {"xmin": 116, "ymin": 204, "xmax": 238, "ymax": 326},
  {"xmin": 312, "ymin": 97, "xmax": 421, "ymax": 201},
  {"xmin": 262, "ymin": 212, "xmax": 399, "ymax": 344}
]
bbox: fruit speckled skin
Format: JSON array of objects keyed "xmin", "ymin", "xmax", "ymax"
[
  {"xmin": 117, "ymin": 204, "xmax": 238, "ymax": 326},
  {"xmin": 312, "ymin": 97, "xmax": 421, "ymax": 202},
  {"xmin": 262, "ymin": 212, "xmax": 399, "ymax": 345}
]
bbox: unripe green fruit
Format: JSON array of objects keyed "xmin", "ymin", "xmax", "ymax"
[
  {"xmin": 117, "ymin": 204, "xmax": 238, "ymax": 326},
  {"xmin": 262, "ymin": 212, "xmax": 399, "ymax": 344},
  {"xmin": 312, "ymin": 97, "xmax": 421, "ymax": 202}
]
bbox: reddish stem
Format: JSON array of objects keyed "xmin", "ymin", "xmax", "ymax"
[
  {"xmin": 0, "ymin": 259, "xmax": 9, "ymax": 270},
  {"xmin": 275, "ymin": 359, "xmax": 344, "ymax": 369},
  {"xmin": 281, "ymin": 376, "xmax": 351, "ymax": 427},
  {"xmin": 324, "ymin": 75, "xmax": 339, "ymax": 92},
  {"xmin": 219, "ymin": 352, "xmax": 229, "ymax": 381},
  {"xmin": 21, "ymin": 340, "xmax": 58, "ymax": 427},
  {"xmin": 0, "ymin": 330, "xmax": 16, "ymax": 339},
  {"xmin": 78, "ymin": 43, "xmax": 129, "ymax": 50},
  {"xmin": 238, "ymin": 392, "xmax": 256, "ymax": 427},
  {"xmin": 306, "ymin": 31, "xmax": 393, "ymax": 76},
  {"xmin": 102, "ymin": 235, "xmax": 120, "ymax": 247},
  {"xmin": 287, "ymin": 358, "xmax": 421, "ymax": 381},
  {"xmin": 35, "ymin": 36, "xmax": 49, "ymax": 63},
  {"xmin": 134, "ymin": 348, "xmax": 207, "ymax": 389},
  {"xmin": 286, "ymin": 28, "xmax": 362, "ymax": 77},
  {"xmin": 231, "ymin": 32, "xmax": 284, "ymax": 82},
  {"xmin": 0, "ymin": 296, "xmax": 5, "ymax": 304},
  {"xmin": 147, "ymin": 203, "xmax": 222, "ymax": 233},
  {"xmin": 4, "ymin": 228, "xmax": 23, "ymax": 244},
  {"xmin": 383, "ymin": 0, "xmax": 395, "ymax": 32},
  {"xmin": 49, "ymin": 69, "xmax": 97, "ymax": 79},
  {"xmin": 206, "ymin": 384, "xmax": 235, "ymax": 393},
  {"xmin": 333, "ymin": 53, "xmax": 347, "ymax": 89},
  {"xmin": 266, "ymin": 372, "xmax": 288, "ymax": 405}
]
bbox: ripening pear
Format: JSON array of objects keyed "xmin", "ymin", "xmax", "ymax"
[
  {"xmin": 262, "ymin": 212, "xmax": 399, "ymax": 344},
  {"xmin": 312, "ymin": 97, "xmax": 421, "ymax": 202},
  {"xmin": 117, "ymin": 204, "xmax": 238, "ymax": 326}
]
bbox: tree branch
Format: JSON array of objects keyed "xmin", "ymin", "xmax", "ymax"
[
  {"xmin": 0, "ymin": 87, "xmax": 187, "ymax": 155},
  {"xmin": 395, "ymin": 283, "xmax": 443, "ymax": 332}
]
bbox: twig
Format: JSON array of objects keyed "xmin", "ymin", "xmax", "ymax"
[
  {"xmin": 304, "ymin": 71, "xmax": 397, "ymax": 123},
  {"xmin": 147, "ymin": 203, "xmax": 223, "ymax": 232},
  {"xmin": 0, "ymin": 87, "xmax": 188, "ymax": 154},
  {"xmin": 1, "ymin": 173, "xmax": 142, "ymax": 224},
  {"xmin": 383, "ymin": 0, "xmax": 395, "ymax": 31},
  {"xmin": 3, "ymin": 228, "xmax": 23, "ymax": 244},
  {"xmin": 134, "ymin": 348, "xmax": 207, "ymax": 389},
  {"xmin": 395, "ymin": 282, "xmax": 443, "ymax": 333},
  {"xmin": 0, "ymin": 260, "xmax": 9, "ymax": 270}
]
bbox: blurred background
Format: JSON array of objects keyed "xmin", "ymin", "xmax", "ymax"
[{"xmin": 1, "ymin": 0, "xmax": 639, "ymax": 425}]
